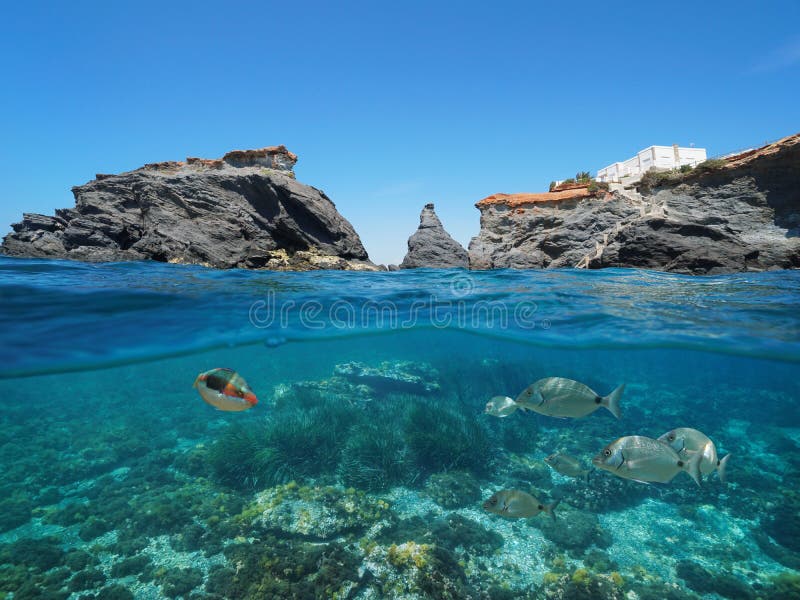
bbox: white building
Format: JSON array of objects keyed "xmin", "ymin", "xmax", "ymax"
[{"xmin": 596, "ymin": 144, "xmax": 707, "ymax": 183}]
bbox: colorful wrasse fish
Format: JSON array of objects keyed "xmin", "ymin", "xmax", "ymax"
[{"xmin": 193, "ymin": 368, "xmax": 258, "ymax": 412}]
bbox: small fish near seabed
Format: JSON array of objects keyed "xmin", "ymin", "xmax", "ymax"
[
  {"xmin": 544, "ymin": 453, "xmax": 591, "ymax": 482},
  {"xmin": 484, "ymin": 396, "xmax": 519, "ymax": 417},
  {"xmin": 515, "ymin": 377, "xmax": 625, "ymax": 419},
  {"xmin": 658, "ymin": 427, "xmax": 730, "ymax": 484},
  {"xmin": 592, "ymin": 435, "xmax": 703, "ymax": 486},
  {"xmin": 482, "ymin": 489, "xmax": 560, "ymax": 521},
  {"xmin": 193, "ymin": 368, "xmax": 258, "ymax": 412}
]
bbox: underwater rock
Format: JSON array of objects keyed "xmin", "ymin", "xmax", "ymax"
[
  {"xmin": 424, "ymin": 471, "xmax": 482, "ymax": 509},
  {"xmin": 400, "ymin": 203, "xmax": 469, "ymax": 269},
  {"xmin": 244, "ymin": 482, "xmax": 392, "ymax": 540},
  {"xmin": 0, "ymin": 490, "xmax": 33, "ymax": 533},
  {"xmin": 554, "ymin": 469, "xmax": 648, "ymax": 513},
  {"xmin": 0, "ymin": 537, "xmax": 65, "ymax": 572},
  {"xmin": 274, "ymin": 378, "xmax": 377, "ymax": 408},
  {"xmin": 531, "ymin": 505, "xmax": 610, "ymax": 556},
  {"xmin": 213, "ymin": 537, "xmax": 361, "ymax": 599},
  {"xmin": 542, "ymin": 569, "xmax": 626, "ymax": 600},
  {"xmin": 156, "ymin": 567, "xmax": 204, "ymax": 598},
  {"xmin": 1, "ymin": 146, "xmax": 377, "ymax": 271},
  {"xmin": 334, "ymin": 361, "xmax": 441, "ymax": 395},
  {"xmin": 378, "ymin": 513, "xmax": 503, "ymax": 555},
  {"xmin": 94, "ymin": 584, "xmax": 135, "ymax": 600},
  {"xmin": 362, "ymin": 541, "xmax": 476, "ymax": 599},
  {"xmin": 582, "ymin": 549, "xmax": 618, "ymax": 573},
  {"xmin": 766, "ymin": 571, "xmax": 800, "ymax": 599},
  {"xmin": 273, "ymin": 360, "xmax": 441, "ymax": 410},
  {"xmin": 64, "ymin": 549, "xmax": 98, "ymax": 572},
  {"xmin": 675, "ymin": 560, "xmax": 755, "ymax": 600},
  {"xmin": 68, "ymin": 568, "xmax": 106, "ymax": 592},
  {"xmin": 430, "ymin": 514, "xmax": 504, "ymax": 554},
  {"xmin": 78, "ymin": 516, "xmax": 114, "ymax": 541},
  {"xmin": 110, "ymin": 554, "xmax": 151, "ymax": 578},
  {"xmin": 752, "ymin": 529, "xmax": 800, "ymax": 570},
  {"xmin": 761, "ymin": 489, "xmax": 800, "ymax": 553},
  {"xmin": 503, "ymin": 456, "xmax": 553, "ymax": 490}
]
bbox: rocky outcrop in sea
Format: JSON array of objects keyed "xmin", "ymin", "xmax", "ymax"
[
  {"xmin": 400, "ymin": 203, "xmax": 468, "ymax": 269},
  {"xmin": 1, "ymin": 146, "xmax": 377, "ymax": 271},
  {"xmin": 469, "ymin": 134, "xmax": 800, "ymax": 274}
]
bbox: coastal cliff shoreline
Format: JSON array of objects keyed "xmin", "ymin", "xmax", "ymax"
[
  {"xmin": 1, "ymin": 146, "xmax": 378, "ymax": 272},
  {"xmin": 467, "ymin": 134, "xmax": 800, "ymax": 275},
  {"xmin": 3, "ymin": 135, "xmax": 799, "ymax": 274}
]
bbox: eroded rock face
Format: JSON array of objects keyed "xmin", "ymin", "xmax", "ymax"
[
  {"xmin": 469, "ymin": 134, "xmax": 800, "ymax": 274},
  {"xmin": 400, "ymin": 203, "xmax": 468, "ymax": 269},
  {"xmin": 2, "ymin": 146, "xmax": 377, "ymax": 271},
  {"xmin": 468, "ymin": 192, "xmax": 637, "ymax": 270}
]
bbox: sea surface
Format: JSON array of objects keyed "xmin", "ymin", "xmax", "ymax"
[{"xmin": 1, "ymin": 257, "xmax": 799, "ymax": 599}]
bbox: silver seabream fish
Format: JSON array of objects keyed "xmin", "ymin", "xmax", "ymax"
[
  {"xmin": 544, "ymin": 453, "xmax": 591, "ymax": 481},
  {"xmin": 515, "ymin": 377, "xmax": 625, "ymax": 419},
  {"xmin": 482, "ymin": 489, "xmax": 560, "ymax": 521},
  {"xmin": 484, "ymin": 396, "xmax": 520, "ymax": 417},
  {"xmin": 658, "ymin": 427, "xmax": 730, "ymax": 484},
  {"xmin": 592, "ymin": 435, "xmax": 703, "ymax": 486}
]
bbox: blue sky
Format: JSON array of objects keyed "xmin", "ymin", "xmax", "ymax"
[{"xmin": 1, "ymin": 1, "xmax": 798, "ymax": 265}]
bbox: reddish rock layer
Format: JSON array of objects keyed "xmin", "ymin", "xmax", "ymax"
[{"xmin": 476, "ymin": 188, "xmax": 595, "ymax": 208}]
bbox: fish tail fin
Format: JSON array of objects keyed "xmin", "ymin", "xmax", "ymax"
[
  {"xmin": 545, "ymin": 499, "xmax": 560, "ymax": 521},
  {"xmin": 502, "ymin": 399, "xmax": 521, "ymax": 417},
  {"xmin": 603, "ymin": 383, "xmax": 625, "ymax": 419},
  {"xmin": 718, "ymin": 453, "xmax": 731, "ymax": 484},
  {"xmin": 686, "ymin": 448, "xmax": 703, "ymax": 487}
]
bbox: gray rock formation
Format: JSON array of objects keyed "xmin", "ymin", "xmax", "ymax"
[
  {"xmin": 468, "ymin": 192, "xmax": 639, "ymax": 269},
  {"xmin": 469, "ymin": 134, "xmax": 800, "ymax": 274},
  {"xmin": 400, "ymin": 203, "xmax": 468, "ymax": 269},
  {"xmin": 2, "ymin": 146, "xmax": 377, "ymax": 271}
]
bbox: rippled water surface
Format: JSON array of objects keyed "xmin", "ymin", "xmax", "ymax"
[{"xmin": 1, "ymin": 257, "xmax": 799, "ymax": 599}]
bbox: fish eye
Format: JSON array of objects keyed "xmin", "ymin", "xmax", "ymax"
[
  {"xmin": 668, "ymin": 434, "xmax": 675, "ymax": 441},
  {"xmin": 489, "ymin": 496, "xmax": 497, "ymax": 505},
  {"xmin": 603, "ymin": 449, "xmax": 611, "ymax": 457}
]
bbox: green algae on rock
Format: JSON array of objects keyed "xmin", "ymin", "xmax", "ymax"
[
  {"xmin": 362, "ymin": 541, "xmax": 475, "ymax": 599},
  {"xmin": 240, "ymin": 482, "xmax": 393, "ymax": 539},
  {"xmin": 209, "ymin": 537, "xmax": 361, "ymax": 599},
  {"xmin": 424, "ymin": 471, "xmax": 482, "ymax": 509}
]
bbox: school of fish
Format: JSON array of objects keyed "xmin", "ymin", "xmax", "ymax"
[
  {"xmin": 192, "ymin": 370, "xmax": 730, "ymax": 527},
  {"xmin": 481, "ymin": 376, "xmax": 730, "ymax": 522}
]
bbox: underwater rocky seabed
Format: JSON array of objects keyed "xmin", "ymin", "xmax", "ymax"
[{"xmin": 1, "ymin": 330, "xmax": 800, "ymax": 600}]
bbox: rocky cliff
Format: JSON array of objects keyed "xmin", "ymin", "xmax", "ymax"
[
  {"xmin": 400, "ymin": 203, "xmax": 468, "ymax": 269},
  {"xmin": 1, "ymin": 146, "xmax": 377, "ymax": 271},
  {"xmin": 469, "ymin": 134, "xmax": 800, "ymax": 274}
]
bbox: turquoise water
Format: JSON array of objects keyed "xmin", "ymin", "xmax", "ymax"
[{"xmin": 1, "ymin": 257, "xmax": 799, "ymax": 599}]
